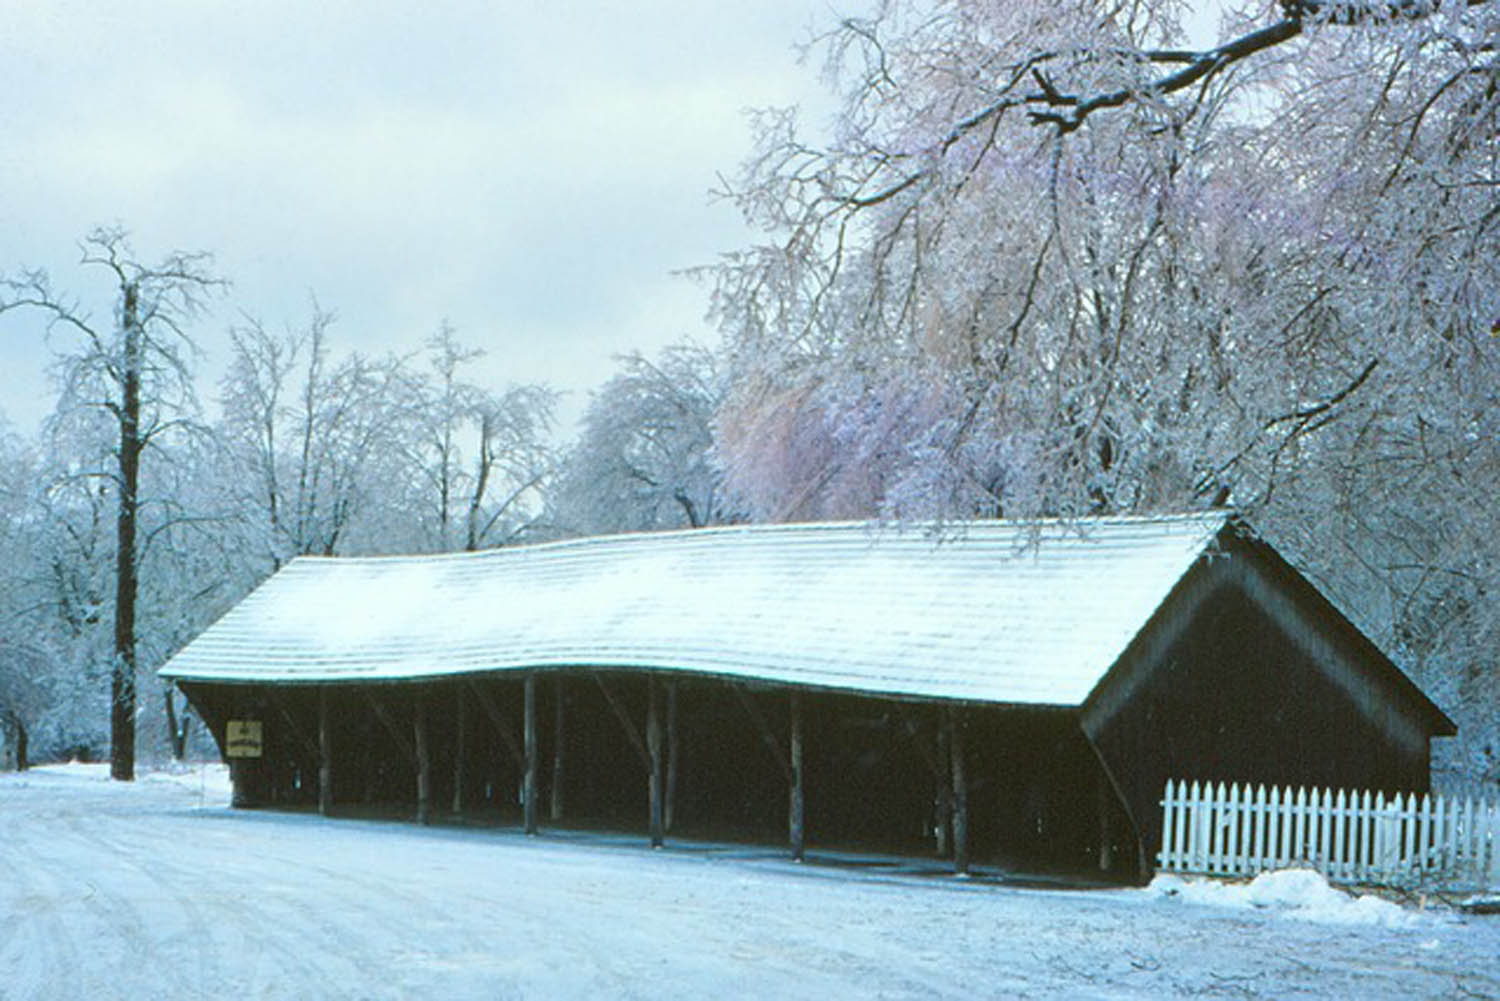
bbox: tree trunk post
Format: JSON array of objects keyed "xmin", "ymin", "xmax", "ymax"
[
  {"xmin": 647, "ymin": 677, "xmax": 665, "ymax": 848},
  {"xmin": 550, "ymin": 677, "xmax": 565, "ymax": 821},
  {"xmin": 452, "ymin": 684, "xmax": 466, "ymax": 816},
  {"xmin": 318, "ymin": 686, "xmax": 332, "ymax": 816},
  {"xmin": 414, "ymin": 688, "xmax": 431, "ymax": 825},
  {"xmin": 949, "ymin": 705, "xmax": 969, "ymax": 876},
  {"xmin": 789, "ymin": 690, "xmax": 805, "ymax": 862},
  {"xmin": 523, "ymin": 672, "xmax": 538, "ymax": 835}
]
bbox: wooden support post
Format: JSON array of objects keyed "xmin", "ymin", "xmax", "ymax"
[
  {"xmin": 949, "ymin": 705, "xmax": 969, "ymax": 876},
  {"xmin": 452, "ymin": 684, "xmax": 466, "ymax": 816},
  {"xmin": 664, "ymin": 681, "xmax": 678, "ymax": 833},
  {"xmin": 228, "ymin": 694, "xmax": 262, "ymax": 809},
  {"xmin": 229, "ymin": 758, "xmax": 255, "ymax": 808},
  {"xmin": 789, "ymin": 690, "xmax": 805, "ymax": 862},
  {"xmin": 414, "ymin": 689, "xmax": 431, "ymax": 825},
  {"xmin": 1097, "ymin": 770, "xmax": 1114, "ymax": 872},
  {"xmin": 318, "ymin": 686, "xmax": 332, "ymax": 816},
  {"xmin": 934, "ymin": 716, "xmax": 951, "ymax": 858},
  {"xmin": 550, "ymin": 677, "xmax": 565, "ymax": 821},
  {"xmin": 523, "ymin": 672, "xmax": 538, "ymax": 835},
  {"xmin": 647, "ymin": 678, "xmax": 665, "ymax": 848}
]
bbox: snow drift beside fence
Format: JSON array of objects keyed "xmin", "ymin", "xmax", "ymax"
[{"xmin": 1149, "ymin": 869, "xmax": 1421, "ymax": 928}]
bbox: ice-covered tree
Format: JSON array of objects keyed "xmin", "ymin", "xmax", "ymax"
[
  {"xmin": 711, "ymin": 0, "xmax": 1499, "ymax": 784},
  {"xmin": 219, "ymin": 310, "xmax": 557, "ymax": 560},
  {"xmin": 218, "ymin": 304, "xmax": 417, "ymax": 562},
  {"xmin": 401, "ymin": 324, "xmax": 557, "ymax": 553},
  {"xmin": 1, "ymin": 227, "xmax": 223, "ymax": 779},
  {"xmin": 550, "ymin": 341, "xmax": 735, "ymax": 536}
]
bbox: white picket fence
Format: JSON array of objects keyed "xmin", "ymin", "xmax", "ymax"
[{"xmin": 1158, "ymin": 779, "xmax": 1500, "ymax": 891}]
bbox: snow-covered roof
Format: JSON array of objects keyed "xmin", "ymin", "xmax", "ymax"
[{"xmin": 159, "ymin": 512, "xmax": 1233, "ymax": 706}]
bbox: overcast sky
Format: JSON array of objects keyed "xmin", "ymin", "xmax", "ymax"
[{"xmin": 0, "ymin": 1, "xmax": 847, "ymax": 437}]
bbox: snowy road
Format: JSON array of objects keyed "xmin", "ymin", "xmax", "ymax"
[{"xmin": 2, "ymin": 765, "xmax": 1497, "ymax": 1000}]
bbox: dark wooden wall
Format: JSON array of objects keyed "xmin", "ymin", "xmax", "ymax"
[{"xmin": 1082, "ymin": 532, "xmax": 1449, "ymax": 876}]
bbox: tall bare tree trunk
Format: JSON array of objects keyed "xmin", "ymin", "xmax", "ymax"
[
  {"xmin": 111, "ymin": 281, "xmax": 141, "ymax": 782},
  {"xmin": 1, "ymin": 228, "xmax": 223, "ymax": 784}
]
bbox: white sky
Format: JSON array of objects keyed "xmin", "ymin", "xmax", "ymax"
[
  {"xmin": 0, "ymin": 1, "xmax": 845, "ymax": 436},
  {"xmin": 0, "ymin": 2, "xmax": 1226, "ymax": 441}
]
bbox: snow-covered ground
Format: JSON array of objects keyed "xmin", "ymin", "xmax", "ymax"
[{"xmin": 2, "ymin": 764, "xmax": 1497, "ymax": 1000}]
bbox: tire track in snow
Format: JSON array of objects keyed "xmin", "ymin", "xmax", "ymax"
[
  {"xmin": 124, "ymin": 812, "xmax": 409, "ymax": 1000},
  {"xmin": 0, "ymin": 799, "xmax": 101, "ymax": 1000}
]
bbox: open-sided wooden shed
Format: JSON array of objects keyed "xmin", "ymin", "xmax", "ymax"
[{"xmin": 159, "ymin": 513, "xmax": 1455, "ymax": 882}]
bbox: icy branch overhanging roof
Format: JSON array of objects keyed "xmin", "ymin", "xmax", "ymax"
[{"xmin": 159, "ymin": 512, "xmax": 1234, "ymax": 706}]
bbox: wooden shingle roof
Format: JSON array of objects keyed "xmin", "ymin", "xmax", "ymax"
[{"xmin": 160, "ymin": 513, "xmax": 1235, "ymax": 706}]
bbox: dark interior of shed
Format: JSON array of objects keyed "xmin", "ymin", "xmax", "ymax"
[{"xmin": 179, "ymin": 673, "xmax": 1138, "ymax": 881}]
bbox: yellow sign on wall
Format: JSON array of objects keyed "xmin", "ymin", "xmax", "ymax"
[{"xmin": 225, "ymin": 720, "xmax": 263, "ymax": 759}]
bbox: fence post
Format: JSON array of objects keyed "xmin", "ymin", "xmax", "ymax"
[
  {"xmin": 1252, "ymin": 784, "xmax": 1267, "ymax": 874},
  {"xmin": 1226, "ymin": 782, "xmax": 1242, "ymax": 875},
  {"xmin": 1169, "ymin": 780, "xmax": 1186, "ymax": 870},
  {"xmin": 1282, "ymin": 785, "xmax": 1296, "ymax": 870},
  {"xmin": 1462, "ymin": 796, "xmax": 1476, "ymax": 874},
  {"xmin": 1381, "ymin": 790, "xmax": 1393, "ymax": 879},
  {"xmin": 1400, "ymin": 793, "xmax": 1416, "ymax": 883},
  {"xmin": 1190, "ymin": 781, "xmax": 1206, "ymax": 871},
  {"xmin": 1356, "ymin": 789, "xmax": 1371, "ymax": 883},
  {"xmin": 1206, "ymin": 782, "xmax": 1220, "ymax": 874},
  {"xmin": 1418, "ymin": 793, "xmax": 1433, "ymax": 880},
  {"xmin": 1434, "ymin": 793, "xmax": 1447, "ymax": 877},
  {"xmin": 1272, "ymin": 786, "xmax": 1284, "ymax": 870},
  {"xmin": 1332, "ymin": 788, "xmax": 1347, "ymax": 881},
  {"xmin": 1309, "ymin": 787, "xmax": 1319, "ymax": 866},
  {"xmin": 1314, "ymin": 786, "xmax": 1326, "ymax": 870},
  {"xmin": 1290, "ymin": 786, "xmax": 1302, "ymax": 864},
  {"xmin": 1160, "ymin": 780, "xmax": 1176, "ymax": 871}
]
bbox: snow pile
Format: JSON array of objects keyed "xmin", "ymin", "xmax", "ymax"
[
  {"xmin": 3, "ymin": 761, "xmax": 231, "ymax": 805},
  {"xmin": 139, "ymin": 761, "xmax": 233, "ymax": 803},
  {"xmin": 1149, "ymin": 868, "xmax": 1421, "ymax": 928}
]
